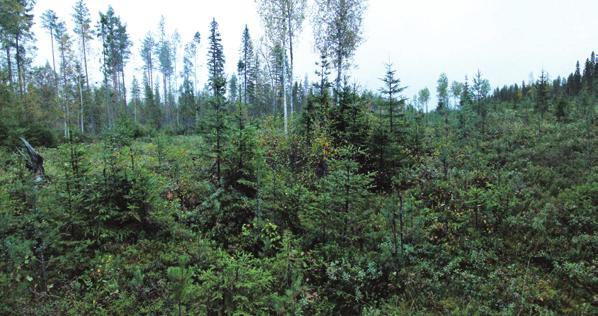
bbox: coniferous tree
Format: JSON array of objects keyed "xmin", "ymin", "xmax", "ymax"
[
  {"xmin": 309, "ymin": 146, "xmax": 373, "ymax": 248},
  {"xmin": 97, "ymin": 6, "xmax": 131, "ymax": 127},
  {"xmin": 140, "ymin": 32, "xmax": 155, "ymax": 89},
  {"xmin": 314, "ymin": 50, "xmax": 332, "ymax": 103},
  {"xmin": 582, "ymin": 57, "xmax": 594, "ymax": 90},
  {"xmin": 238, "ymin": 26, "xmax": 255, "ymax": 106},
  {"xmin": 572, "ymin": 61, "xmax": 582, "ymax": 94},
  {"xmin": 379, "ymin": 63, "xmax": 406, "ymax": 134},
  {"xmin": 554, "ymin": 93, "xmax": 568, "ymax": 122},
  {"xmin": 41, "ymin": 10, "xmax": 59, "ymax": 78},
  {"xmin": 192, "ymin": 31, "xmax": 201, "ymax": 94},
  {"xmin": 71, "ymin": 0, "xmax": 93, "ymax": 90},
  {"xmin": 55, "ymin": 20, "xmax": 75, "ymax": 138},
  {"xmin": 130, "ymin": 76, "xmax": 140, "ymax": 123},
  {"xmin": 207, "ymin": 18, "xmax": 227, "ymax": 184},
  {"xmin": 179, "ymin": 41, "xmax": 197, "ymax": 131},
  {"xmin": 2, "ymin": 0, "xmax": 35, "ymax": 96},
  {"xmin": 472, "ymin": 70, "xmax": 490, "ymax": 131},
  {"xmin": 156, "ymin": 17, "xmax": 174, "ymax": 123},
  {"xmin": 535, "ymin": 70, "xmax": 549, "ymax": 119},
  {"xmin": 228, "ymin": 74, "xmax": 239, "ymax": 103},
  {"xmin": 144, "ymin": 75, "xmax": 161, "ymax": 128}
]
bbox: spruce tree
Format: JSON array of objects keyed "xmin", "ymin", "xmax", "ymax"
[
  {"xmin": 314, "ymin": 50, "xmax": 332, "ymax": 103},
  {"xmin": 238, "ymin": 25, "xmax": 255, "ymax": 105},
  {"xmin": 472, "ymin": 70, "xmax": 490, "ymax": 131},
  {"xmin": 572, "ymin": 61, "xmax": 582, "ymax": 94},
  {"xmin": 312, "ymin": 146, "xmax": 373, "ymax": 249},
  {"xmin": 535, "ymin": 70, "xmax": 549, "ymax": 119},
  {"xmin": 379, "ymin": 63, "xmax": 406, "ymax": 134},
  {"xmin": 207, "ymin": 18, "xmax": 227, "ymax": 185}
]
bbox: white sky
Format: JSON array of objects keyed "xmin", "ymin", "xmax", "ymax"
[{"xmin": 32, "ymin": 0, "xmax": 598, "ymax": 103}]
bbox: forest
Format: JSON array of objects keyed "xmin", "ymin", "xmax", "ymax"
[{"xmin": 0, "ymin": 0, "xmax": 596, "ymax": 314}]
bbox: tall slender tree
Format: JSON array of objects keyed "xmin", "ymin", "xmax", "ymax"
[
  {"xmin": 3, "ymin": 0, "xmax": 35, "ymax": 96},
  {"xmin": 72, "ymin": 0, "xmax": 93, "ymax": 90},
  {"xmin": 207, "ymin": 18, "xmax": 227, "ymax": 185},
  {"xmin": 140, "ymin": 32, "xmax": 155, "ymax": 89},
  {"xmin": 237, "ymin": 25, "xmax": 255, "ymax": 106},
  {"xmin": 130, "ymin": 76, "xmax": 140, "ymax": 123},
  {"xmin": 41, "ymin": 10, "xmax": 59, "ymax": 77},
  {"xmin": 157, "ymin": 17, "xmax": 173, "ymax": 117},
  {"xmin": 55, "ymin": 20, "xmax": 77, "ymax": 138}
]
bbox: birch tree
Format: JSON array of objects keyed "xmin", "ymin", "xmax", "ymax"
[
  {"xmin": 257, "ymin": 0, "xmax": 307, "ymax": 134},
  {"xmin": 312, "ymin": 0, "xmax": 367, "ymax": 105}
]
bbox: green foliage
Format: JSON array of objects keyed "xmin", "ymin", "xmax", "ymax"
[{"xmin": 1, "ymin": 4, "xmax": 597, "ymax": 312}]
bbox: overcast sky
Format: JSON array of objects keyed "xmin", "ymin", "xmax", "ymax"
[{"xmin": 32, "ymin": 0, "xmax": 598, "ymax": 103}]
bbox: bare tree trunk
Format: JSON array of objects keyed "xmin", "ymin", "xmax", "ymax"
[
  {"xmin": 121, "ymin": 67, "xmax": 127, "ymax": 114},
  {"xmin": 216, "ymin": 109, "xmax": 222, "ymax": 185},
  {"xmin": 6, "ymin": 46, "xmax": 12, "ymax": 88},
  {"xmin": 149, "ymin": 59, "xmax": 153, "ymax": 88},
  {"xmin": 82, "ymin": 35, "xmax": 89, "ymax": 90},
  {"xmin": 163, "ymin": 74, "xmax": 168, "ymax": 117},
  {"xmin": 78, "ymin": 73, "xmax": 84, "ymax": 133},
  {"xmin": 112, "ymin": 70, "xmax": 118, "ymax": 125},
  {"xmin": 60, "ymin": 49, "xmax": 70, "ymax": 139},
  {"xmin": 15, "ymin": 33, "xmax": 24, "ymax": 96},
  {"xmin": 335, "ymin": 51, "xmax": 342, "ymax": 106},
  {"xmin": 50, "ymin": 32, "xmax": 57, "ymax": 77},
  {"xmin": 134, "ymin": 98, "xmax": 138, "ymax": 123},
  {"xmin": 244, "ymin": 47, "xmax": 248, "ymax": 105},
  {"xmin": 260, "ymin": 50, "xmax": 276, "ymax": 116},
  {"xmin": 287, "ymin": 9, "xmax": 294, "ymax": 118},
  {"xmin": 282, "ymin": 39, "xmax": 288, "ymax": 134}
]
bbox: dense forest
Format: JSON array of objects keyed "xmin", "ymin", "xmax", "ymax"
[{"xmin": 1, "ymin": 0, "xmax": 597, "ymax": 314}]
